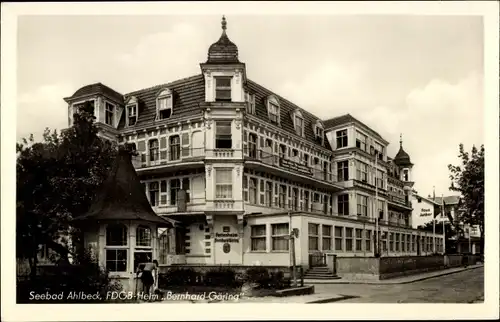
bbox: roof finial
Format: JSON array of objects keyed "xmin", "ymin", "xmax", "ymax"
[
  {"xmin": 221, "ymin": 15, "xmax": 227, "ymax": 32},
  {"xmin": 399, "ymin": 133, "xmax": 403, "ymax": 148}
]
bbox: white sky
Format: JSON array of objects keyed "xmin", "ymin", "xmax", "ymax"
[{"xmin": 15, "ymin": 13, "xmax": 484, "ymax": 200}]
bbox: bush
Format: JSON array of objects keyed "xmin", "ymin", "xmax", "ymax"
[
  {"xmin": 244, "ymin": 267, "xmax": 271, "ymax": 288},
  {"xmin": 158, "ymin": 268, "xmax": 200, "ymax": 287},
  {"xmin": 17, "ymin": 250, "xmax": 122, "ymax": 303},
  {"xmin": 205, "ymin": 267, "xmax": 238, "ymax": 287}
]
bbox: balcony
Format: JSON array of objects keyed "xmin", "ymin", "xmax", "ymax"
[
  {"xmin": 205, "ymin": 148, "xmax": 243, "ymax": 159},
  {"xmin": 152, "ymin": 197, "xmax": 207, "ymax": 215},
  {"xmin": 205, "ymin": 200, "xmax": 244, "ymax": 213},
  {"xmin": 387, "ymin": 191, "xmax": 412, "ymax": 210},
  {"xmin": 243, "ymin": 148, "xmax": 342, "ymax": 191}
]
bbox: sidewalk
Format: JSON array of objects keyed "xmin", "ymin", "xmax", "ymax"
[{"xmin": 304, "ymin": 264, "xmax": 483, "ymax": 285}]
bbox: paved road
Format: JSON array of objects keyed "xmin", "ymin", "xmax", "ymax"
[{"xmin": 314, "ymin": 267, "xmax": 484, "ymax": 303}]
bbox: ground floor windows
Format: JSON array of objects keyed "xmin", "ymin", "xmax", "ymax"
[
  {"xmin": 322, "ymin": 225, "xmax": 332, "ymax": 251},
  {"xmin": 345, "ymin": 228, "xmax": 353, "ymax": 252},
  {"xmin": 365, "ymin": 230, "xmax": 372, "ymax": 251},
  {"xmin": 335, "ymin": 226, "xmax": 343, "ymax": 251},
  {"xmin": 355, "ymin": 229, "xmax": 363, "ymax": 251},
  {"xmin": 271, "ymin": 223, "xmax": 289, "ymax": 251},
  {"xmin": 106, "ymin": 249, "xmax": 127, "ymax": 272},
  {"xmin": 250, "ymin": 225, "xmax": 266, "ymax": 251},
  {"xmin": 308, "ymin": 223, "xmax": 319, "ymax": 251}
]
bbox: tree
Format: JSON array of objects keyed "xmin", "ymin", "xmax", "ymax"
[
  {"xmin": 448, "ymin": 144, "xmax": 484, "ymax": 254},
  {"xmin": 16, "ymin": 102, "xmax": 117, "ymax": 279}
]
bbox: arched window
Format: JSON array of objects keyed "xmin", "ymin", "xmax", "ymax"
[
  {"xmin": 156, "ymin": 88, "xmax": 173, "ymax": 120},
  {"xmin": 136, "ymin": 225, "xmax": 152, "ymax": 247},
  {"xmin": 106, "ymin": 224, "xmax": 128, "ymax": 246},
  {"xmin": 126, "ymin": 96, "xmax": 138, "ymax": 127}
]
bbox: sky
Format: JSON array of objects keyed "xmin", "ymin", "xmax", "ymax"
[{"xmin": 16, "ymin": 14, "xmax": 484, "ymax": 199}]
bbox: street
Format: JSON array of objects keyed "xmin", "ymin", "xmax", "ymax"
[{"xmin": 314, "ymin": 267, "xmax": 484, "ymax": 303}]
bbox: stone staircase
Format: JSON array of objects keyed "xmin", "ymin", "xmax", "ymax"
[{"xmin": 304, "ymin": 266, "xmax": 341, "ymax": 280}]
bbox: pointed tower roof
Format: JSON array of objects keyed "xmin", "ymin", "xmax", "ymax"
[
  {"xmin": 75, "ymin": 145, "xmax": 176, "ymax": 227},
  {"xmin": 207, "ymin": 15, "xmax": 239, "ymax": 64},
  {"xmin": 394, "ymin": 133, "xmax": 413, "ymax": 166}
]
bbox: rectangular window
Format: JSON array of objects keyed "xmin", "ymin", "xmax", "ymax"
[
  {"xmin": 215, "ymin": 169, "xmax": 232, "ymax": 199},
  {"xmin": 377, "ymin": 200, "xmax": 384, "ymax": 219},
  {"xmin": 158, "ymin": 95, "xmax": 172, "ymax": 119},
  {"xmin": 279, "ymin": 185, "xmax": 286, "ymax": 208},
  {"xmin": 338, "ymin": 194, "xmax": 349, "ymax": 216},
  {"xmin": 250, "ymin": 225, "xmax": 266, "ymax": 251},
  {"xmin": 335, "ymin": 226, "xmax": 343, "ymax": 251},
  {"xmin": 215, "ymin": 121, "xmax": 232, "ymax": 149},
  {"xmin": 170, "ymin": 179, "xmax": 180, "ymax": 205},
  {"xmin": 376, "ymin": 170, "xmax": 384, "ymax": 189},
  {"xmin": 245, "ymin": 92, "xmax": 256, "ymax": 114},
  {"xmin": 337, "ymin": 160, "xmax": 349, "ymax": 181},
  {"xmin": 149, "ymin": 182, "xmax": 159, "ymax": 207},
  {"xmin": 291, "ymin": 187, "xmax": 299, "ymax": 210},
  {"xmin": 105, "ymin": 102, "xmax": 114, "ymax": 126},
  {"xmin": 304, "ymin": 190, "xmax": 310, "ymax": 211},
  {"xmin": 308, "ymin": 223, "xmax": 319, "ymax": 251},
  {"xmin": 345, "ymin": 228, "xmax": 353, "ymax": 252},
  {"xmin": 215, "ymin": 77, "xmax": 232, "ymax": 101},
  {"xmin": 182, "ymin": 177, "xmax": 190, "ymax": 203},
  {"xmin": 295, "ymin": 116, "xmax": 304, "ymax": 136},
  {"xmin": 389, "ymin": 233, "xmax": 394, "ymax": 252},
  {"xmin": 412, "ymin": 235, "xmax": 416, "ymax": 252},
  {"xmin": 106, "ymin": 249, "xmax": 127, "ymax": 272},
  {"xmin": 365, "ymin": 230, "xmax": 372, "ymax": 251},
  {"xmin": 169, "ymin": 135, "xmax": 180, "ymax": 161},
  {"xmin": 355, "ymin": 229, "xmax": 363, "ymax": 251},
  {"xmin": 395, "ymin": 233, "xmax": 400, "ymax": 252},
  {"xmin": 322, "ymin": 225, "xmax": 332, "ymax": 251},
  {"xmin": 402, "ymin": 234, "xmax": 406, "ymax": 252},
  {"xmin": 355, "ymin": 131, "xmax": 367, "ymax": 151},
  {"xmin": 265, "ymin": 181, "xmax": 273, "ymax": 207},
  {"xmin": 271, "ymin": 223, "xmax": 289, "ymax": 251},
  {"xmin": 406, "ymin": 234, "xmax": 411, "ymax": 253},
  {"xmin": 127, "ymin": 104, "xmax": 137, "ymax": 126},
  {"xmin": 249, "ymin": 177, "xmax": 257, "ymax": 204},
  {"xmin": 356, "ymin": 194, "xmax": 368, "ymax": 216},
  {"xmin": 356, "ymin": 161, "xmax": 368, "ymax": 182},
  {"xmin": 336, "ymin": 129, "xmax": 348, "ymax": 148}
]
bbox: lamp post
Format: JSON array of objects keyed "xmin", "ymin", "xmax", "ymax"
[{"xmin": 374, "ymin": 149, "xmax": 380, "ymax": 257}]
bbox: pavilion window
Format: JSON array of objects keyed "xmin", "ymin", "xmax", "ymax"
[
  {"xmin": 136, "ymin": 225, "xmax": 152, "ymax": 247},
  {"xmin": 105, "ymin": 224, "xmax": 128, "ymax": 272}
]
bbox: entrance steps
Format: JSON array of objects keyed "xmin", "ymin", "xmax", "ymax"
[{"xmin": 304, "ymin": 266, "xmax": 341, "ymax": 280}]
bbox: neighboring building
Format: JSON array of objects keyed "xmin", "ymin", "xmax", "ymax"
[
  {"xmin": 411, "ymin": 194, "xmax": 440, "ymax": 229},
  {"xmin": 61, "ymin": 16, "xmax": 444, "ymax": 272}
]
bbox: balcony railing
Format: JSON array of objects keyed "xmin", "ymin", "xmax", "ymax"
[
  {"xmin": 244, "ymin": 148, "xmax": 337, "ymax": 184},
  {"xmin": 132, "ymin": 147, "xmax": 205, "ymax": 168},
  {"xmin": 245, "ymin": 200, "xmax": 333, "ymax": 215},
  {"xmin": 387, "ymin": 191, "xmax": 410, "ymax": 207},
  {"xmin": 150, "ymin": 197, "xmax": 206, "ymax": 213}
]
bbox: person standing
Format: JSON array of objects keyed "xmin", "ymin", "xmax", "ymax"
[{"xmin": 139, "ymin": 260, "xmax": 158, "ymax": 295}]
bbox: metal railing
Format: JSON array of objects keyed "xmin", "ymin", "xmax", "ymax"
[
  {"xmin": 244, "ymin": 148, "xmax": 337, "ymax": 184},
  {"xmin": 245, "ymin": 200, "xmax": 334, "ymax": 215},
  {"xmin": 132, "ymin": 147, "xmax": 206, "ymax": 168}
]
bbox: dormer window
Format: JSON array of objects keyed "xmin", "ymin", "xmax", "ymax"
[
  {"xmin": 126, "ymin": 96, "xmax": 138, "ymax": 127},
  {"xmin": 245, "ymin": 91, "xmax": 255, "ymax": 114},
  {"xmin": 105, "ymin": 102, "xmax": 115, "ymax": 126},
  {"xmin": 314, "ymin": 121, "xmax": 324, "ymax": 144},
  {"xmin": 156, "ymin": 89, "xmax": 173, "ymax": 120},
  {"xmin": 267, "ymin": 96, "xmax": 280, "ymax": 124},
  {"xmin": 215, "ymin": 77, "xmax": 232, "ymax": 102}
]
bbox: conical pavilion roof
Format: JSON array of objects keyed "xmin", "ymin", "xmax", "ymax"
[
  {"xmin": 75, "ymin": 145, "xmax": 175, "ymax": 227},
  {"xmin": 393, "ymin": 134, "xmax": 413, "ymax": 166}
]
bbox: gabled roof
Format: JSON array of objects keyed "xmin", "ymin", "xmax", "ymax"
[
  {"xmin": 433, "ymin": 195, "xmax": 461, "ymax": 206},
  {"xmin": 414, "ymin": 194, "xmax": 441, "ymax": 206},
  {"xmin": 323, "ymin": 113, "xmax": 386, "ymax": 144},
  {"xmin": 75, "ymin": 146, "xmax": 176, "ymax": 226},
  {"xmin": 246, "ymin": 79, "xmax": 332, "ymax": 150},
  {"xmin": 66, "ymin": 82, "xmax": 124, "ymax": 104}
]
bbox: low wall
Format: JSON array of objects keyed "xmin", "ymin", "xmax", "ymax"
[
  {"xmin": 336, "ymin": 254, "xmax": 476, "ymax": 281},
  {"xmin": 336, "ymin": 257, "xmax": 380, "ymax": 281}
]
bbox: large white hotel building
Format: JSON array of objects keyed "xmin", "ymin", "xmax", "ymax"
[{"xmin": 63, "ymin": 17, "xmax": 444, "ymax": 272}]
